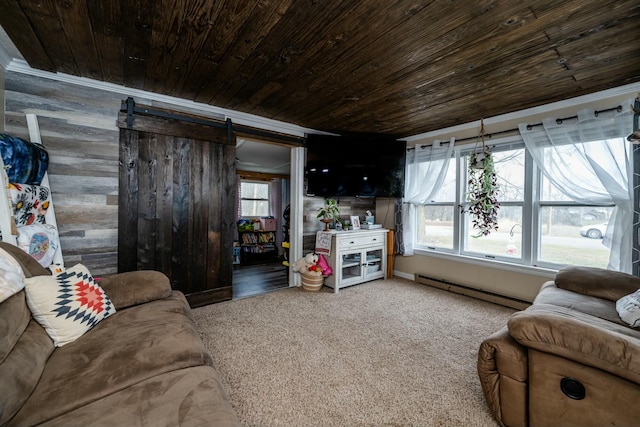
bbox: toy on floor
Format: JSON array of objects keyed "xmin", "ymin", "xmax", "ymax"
[
  {"xmin": 291, "ymin": 252, "xmax": 322, "ymax": 277},
  {"xmin": 317, "ymin": 253, "xmax": 332, "ymax": 277}
]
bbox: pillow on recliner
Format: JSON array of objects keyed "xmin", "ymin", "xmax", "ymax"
[{"xmin": 616, "ymin": 289, "xmax": 640, "ymax": 328}]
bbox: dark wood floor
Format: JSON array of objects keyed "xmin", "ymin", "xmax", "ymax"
[{"xmin": 232, "ymin": 261, "xmax": 289, "ymax": 299}]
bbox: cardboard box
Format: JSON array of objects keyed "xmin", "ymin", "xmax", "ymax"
[{"xmin": 260, "ymin": 218, "xmax": 277, "ymax": 231}]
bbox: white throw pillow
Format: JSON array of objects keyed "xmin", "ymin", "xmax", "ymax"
[
  {"xmin": 24, "ymin": 264, "xmax": 115, "ymax": 346},
  {"xmin": 616, "ymin": 289, "xmax": 640, "ymax": 328},
  {"xmin": 0, "ymin": 247, "xmax": 26, "ymax": 303}
]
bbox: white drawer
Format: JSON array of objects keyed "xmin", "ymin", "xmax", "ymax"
[{"xmin": 338, "ymin": 233, "xmax": 384, "ymax": 249}]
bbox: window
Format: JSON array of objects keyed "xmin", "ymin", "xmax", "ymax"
[
  {"xmin": 240, "ymin": 181, "xmax": 270, "ymax": 217},
  {"xmin": 536, "ymin": 160, "xmax": 614, "ymax": 269},
  {"xmin": 461, "ymin": 146, "xmax": 526, "ymax": 261},
  {"xmin": 413, "ymin": 132, "xmax": 629, "ymax": 271},
  {"xmin": 416, "ymin": 160, "xmax": 456, "ymax": 250}
]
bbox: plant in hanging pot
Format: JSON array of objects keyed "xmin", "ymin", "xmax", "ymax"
[
  {"xmin": 460, "ymin": 119, "xmax": 500, "ymax": 237},
  {"xmin": 316, "ymin": 198, "xmax": 340, "ymax": 231}
]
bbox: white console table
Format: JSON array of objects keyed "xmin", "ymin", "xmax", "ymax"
[{"xmin": 322, "ymin": 229, "xmax": 387, "ymax": 293}]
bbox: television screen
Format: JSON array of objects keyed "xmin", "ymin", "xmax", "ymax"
[{"xmin": 305, "ymin": 134, "xmax": 406, "ymax": 198}]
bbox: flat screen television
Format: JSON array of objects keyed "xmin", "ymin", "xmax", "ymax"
[{"xmin": 305, "ymin": 134, "xmax": 406, "ymax": 198}]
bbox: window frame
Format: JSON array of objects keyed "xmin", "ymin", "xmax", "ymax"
[{"xmin": 239, "ymin": 180, "xmax": 270, "ymax": 217}]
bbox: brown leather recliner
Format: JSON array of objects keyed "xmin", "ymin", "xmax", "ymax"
[{"xmin": 478, "ymin": 266, "xmax": 640, "ymax": 427}]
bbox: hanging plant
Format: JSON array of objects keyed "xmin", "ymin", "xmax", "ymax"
[{"xmin": 460, "ymin": 119, "xmax": 500, "ymax": 237}]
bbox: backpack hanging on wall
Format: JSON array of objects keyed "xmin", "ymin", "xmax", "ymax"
[{"xmin": 0, "ymin": 133, "xmax": 49, "ymax": 185}]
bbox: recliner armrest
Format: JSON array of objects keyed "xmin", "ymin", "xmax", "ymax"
[
  {"xmin": 98, "ymin": 270, "xmax": 172, "ymax": 309},
  {"xmin": 508, "ymin": 304, "xmax": 640, "ymax": 384},
  {"xmin": 555, "ymin": 266, "xmax": 640, "ymax": 302},
  {"xmin": 478, "ymin": 326, "xmax": 528, "ymax": 427}
]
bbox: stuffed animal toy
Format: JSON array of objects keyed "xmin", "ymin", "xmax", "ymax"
[
  {"xmin": 291, "ymin": 252, "xmax": 319, "ymax": 273},
  {"xmin": 306, "ymin": 264, "xmax": 323, "ymax": 276},
  {"xmin": 316, "ymin": 253, "xmax": 332, "ymax": 277},
  {"xmin": 306, "ymin": 252, "xmax": 319, "ymax": 266}
]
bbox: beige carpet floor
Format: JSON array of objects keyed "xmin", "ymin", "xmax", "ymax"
[{"xmin": 192, "ymin": 277, "xmax": 516, "ymax": 427}]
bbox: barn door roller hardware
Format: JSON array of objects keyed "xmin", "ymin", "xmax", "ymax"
[
  {"xmin": 121, "ymin": 97, "xmax": 304, "ymax": 145},
  {"xmin": 121, "ymin": 97, "xmax": 229, "ymax": 130}
]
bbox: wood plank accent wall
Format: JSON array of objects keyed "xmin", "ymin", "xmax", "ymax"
[{"xmin": 4, "ymin": 72, "xmax": 121, "ymax": 275}]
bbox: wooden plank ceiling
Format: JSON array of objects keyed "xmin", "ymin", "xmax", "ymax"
[{"xmin": 1, "ymin": 0, "xmax": 639, "ymax": 137}]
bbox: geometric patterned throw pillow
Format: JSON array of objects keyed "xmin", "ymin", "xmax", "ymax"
[{"xmin": 24, "ymin": 264, "xmax": 115, "ymax": 347}]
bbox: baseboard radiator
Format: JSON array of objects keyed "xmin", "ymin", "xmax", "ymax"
[{"xmin": 414, "ymin": 274, "xmax": 530, "ymax": 310}]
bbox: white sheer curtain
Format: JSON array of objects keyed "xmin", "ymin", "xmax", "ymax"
[
  {"xmin": 401, "ymin": 137, "xmax": 455, "ymax": 255},
  {"xmin": 518, "ymin": 103, "xmax": 634, "ymax": 272}
]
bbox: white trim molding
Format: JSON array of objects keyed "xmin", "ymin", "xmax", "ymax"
[
  {"xmin": 5, "ymin": 58, "xmax": 320, "ymax": 138},
  {"xmin": 289, "ymin": 146, "xmax": 306, "ymax": 287},
  {"xmin": 403, "ymin": 81, "xmax": 640, "ymax": 142}
]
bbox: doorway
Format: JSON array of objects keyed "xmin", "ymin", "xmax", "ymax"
[{"xmin": 233, "ymin": 138, "xmax": 292, "ymax": 299}]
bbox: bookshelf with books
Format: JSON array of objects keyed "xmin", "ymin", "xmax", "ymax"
[{"xmin": 238, "ymin": 231, "xmax": 277, "ymax": 265}]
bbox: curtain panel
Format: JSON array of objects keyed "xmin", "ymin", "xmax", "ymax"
[
  {"xmin": 518, "ymin": 103, "xmax": 634, "ymax": 272},
  {"xmin": 400, "ymin": 137, "xmax": 455, "ymax": 255}
]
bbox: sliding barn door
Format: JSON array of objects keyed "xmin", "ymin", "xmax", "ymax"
[{"xmin": 118, "ymin": 106, "xmax": 236, "ymax": 306}]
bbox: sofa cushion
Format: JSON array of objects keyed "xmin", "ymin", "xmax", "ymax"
[
  {"xmin": 555, "ymin": 266, "xmax": 640, "ymax": 302},
  {"xmin": 32, "ymin": 366, "xmax": 240, "ymax": 427},
  {"xmin": 9, "ymin": 292, "xmax": 215, "ymax": 427},
  {"xmin": 24, "ymin": 263, "xmax": 116, "ymax": 347},
  {"xmin": 0, "ymin": 244, "xmax": 54, "ymax": 425},
  {"xmin": 534, "ymin": 281, "xmax": 626, "ymax": 326},
  {"xmin": 98, "ymin": 270, "xmax": 172, "ymax": 310},
  {"xmin": 0, "ymin": 291, "xmax": 54, "ymax": 425},
  {"xmin": 0, "ymin": 246, "xmax": 25, "ymax": 303},
  {"xmin": 0, "ymin": 291, "xmax": 30, "ymax": 365}
]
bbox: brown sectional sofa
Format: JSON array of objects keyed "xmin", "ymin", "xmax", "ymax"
[
  {"xmin": 0, "ymin": 242, "xmax": 240, "ymax": 427},
  {"xmin": 478, "ymin": 266, "xmax": 640, "ymax": 427}
]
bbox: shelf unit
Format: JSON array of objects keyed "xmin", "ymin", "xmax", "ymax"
[
  {"xmin": 323, "ymin": 229, "xmax": 387, "ymax": 293},
  {"xmin": 238, "ymin": 230, "xmax": 277, "ymax": 265}
]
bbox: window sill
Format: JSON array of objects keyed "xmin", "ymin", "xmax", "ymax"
[{"xmin": 411, "ymin": 248, "xmax": 557, "ymax": 280}]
